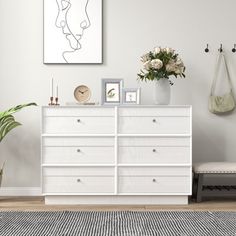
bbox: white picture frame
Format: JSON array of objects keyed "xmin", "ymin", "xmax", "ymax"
[
  {"xmin": 122, "ymin": 88, "xmax": 141, "ymax": 105},
  {"xmin": 101, "ymin": 79, "xmax": 123, "ymax": 105},
  {"xmin": 44, "ymin": 0, "xmax": 103, "ymax": 64}
]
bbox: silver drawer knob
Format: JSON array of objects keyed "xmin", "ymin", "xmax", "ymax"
[
  {"xmin": 152, "ymin": 149, "xmax": 156, "ymax": 153},
  {"xmin": 152, "ymin": 119, "xmax": 156, "ymax": 123},
  {"xmin": 77, "ymin": 179, "xmax": 81, "ymax": 182},
  {"xmin": 77, "ymin": 149, "xmax": 81, "ymax": 153},
  {"xmin": 77, "ymin": 119, "xmax": 81, "ymax": 123},
  {"xmin": 152, "ymin": 178, "xmax": 156, "ymax": 182}
]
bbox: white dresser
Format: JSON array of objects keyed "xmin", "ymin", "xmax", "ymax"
[{"xmin": 41, "ymin": 106, "xmax": 192, "ymax": 205}]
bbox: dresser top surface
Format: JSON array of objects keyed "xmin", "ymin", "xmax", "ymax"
[{"xmin": 42, "ymin": 105, "xmax": 192, "ymax": 109}]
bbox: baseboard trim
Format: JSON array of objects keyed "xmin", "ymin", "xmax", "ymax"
[{"xmin": 0, "ymin": 187, "xmax": 41, "ymax": 196}]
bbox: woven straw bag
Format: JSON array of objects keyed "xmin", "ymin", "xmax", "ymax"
[{"xmin": 209, "ymin": 53, "xmax": 235, "ymax": 114}]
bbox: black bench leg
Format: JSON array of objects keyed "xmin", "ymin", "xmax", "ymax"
[
  {"xmin": 192, "ymin": 173, "xmax": 198, "ymax": 199},
  {"xmin": 196, "ymin": 174, "xmax": 204, "ymax": 203}
]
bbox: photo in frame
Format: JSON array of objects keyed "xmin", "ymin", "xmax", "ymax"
[
  {"xmin": 122, "ymin": 88, "xmax": 141, "ymax": 105},
  {"xmin": 101, "ymin": 79, "xmax": 123, "ymax": 105},
  {"xmin": 44, "ymin": 0, "xmax": 103, "ymax": 64}
]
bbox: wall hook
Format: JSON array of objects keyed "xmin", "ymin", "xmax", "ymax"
[
  {"xmin": 205, "ymin": 44, "xmax": 209, "ymax": 53},
  {"xmin": 232, "ymin": 44, "xmax": 236, "ymax": 53},
  {"xmin": 219, "ymin": 44, "xmax": 223, "ymax": 53}
]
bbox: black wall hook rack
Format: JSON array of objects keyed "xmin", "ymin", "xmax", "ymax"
[{"xmin": 204, "ymin": 44, "xmax": 236, "ymax": 53}]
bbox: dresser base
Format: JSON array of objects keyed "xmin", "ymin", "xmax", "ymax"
[{"xmin": 45, "ymin": 196, "xmax": 188, "ymax": 205}]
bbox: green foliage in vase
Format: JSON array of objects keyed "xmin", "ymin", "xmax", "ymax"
[
  {"xmin": 137, "ymin": 46, "xmax": 186, "ymax": 84},
  {"xmin": 0, "ymin": 103, "xmax": 37, "ymax": 142}
]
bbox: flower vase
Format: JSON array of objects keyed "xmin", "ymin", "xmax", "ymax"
[{"xmin": 154, "ymin": 78, "xmax": 171, "ymax": 105}]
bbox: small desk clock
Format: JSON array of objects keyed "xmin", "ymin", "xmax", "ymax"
[{"xmin": 74, "ymin": 85, "xmax": 91, "ymax": 103}]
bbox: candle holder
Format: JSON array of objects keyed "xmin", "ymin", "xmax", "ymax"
[
  {"xmin": 55, "ymin": 97, "xmax": 60, "ymax": 106},
  {"xmin": 48, "ymin": 96, "xmax": 55, "ymax": 106}
]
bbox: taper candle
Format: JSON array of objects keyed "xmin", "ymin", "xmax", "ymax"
[
  {"xmin": 51, "ymin": 78, "xmax": 54, "ymax": 97},
  {"xmin": 56, "ymin": 85, "xmax": 58, "ymax": 98}
]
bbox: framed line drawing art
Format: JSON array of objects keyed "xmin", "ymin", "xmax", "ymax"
[
  {"xmin": 123, "ymin": 88, "xmax": 141, "ymax": 105},
  {"xmin": 101, "ymin": 79, "xmax": 123, "ymax": 105},
  {"xmin": 44, "ymin": 0, "xmax": 102, "ymax": 64}
]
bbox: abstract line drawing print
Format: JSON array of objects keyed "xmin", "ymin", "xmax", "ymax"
[
  {"xmin": 44, "ymin": 0, "xmax": 102, "ymax": 64},
  {"xmin": 55, "ymin": 0, "xmax": 91, "ymax": 63}
]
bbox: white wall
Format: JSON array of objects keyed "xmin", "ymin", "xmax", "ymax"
[{"xmin": 0, "ymin": 0, "xmax": 236, "ymax": 187}]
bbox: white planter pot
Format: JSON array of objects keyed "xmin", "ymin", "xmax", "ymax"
[{"xmin": 153, "ymin": 78, "xmax": 171, "ymax": 105}]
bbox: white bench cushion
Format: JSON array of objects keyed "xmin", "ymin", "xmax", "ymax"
[{"xmin": 193, "ymin": 162, "xmax": 236, "ymax": 173}]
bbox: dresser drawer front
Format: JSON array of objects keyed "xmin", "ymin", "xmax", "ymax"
[
  {"xmin": 119, "ymin": 107, "xmax": 190, "ymax": 117},
  {"xmin": 43, "ymin": 146, "xmax": 115, "ymax": 164},
  {"xmin": 119, "ymin": 146, "xmax": 190, "ymax": 164},
  {"xmin": 119, "ymin": 117, "xmax": 190, "ymax": 134},
  {"xmin": 119, "ymin": 137, "xmax": 190, "ymax": 165},
  {"xmin": 43, "ymin": 107, "xmax": 114, "ymax": 117},
  {"xmin": 44, "ymin": 176, "xmax": 114, "ymax": 194},
  {"xmin": 119, "ymin": 176, "xmax": 190, "ymax": 194},
  {"xmin": 43, "ymin": 167, "xmax": 114, "ymax": 176},
  {"xmin": 43, "ymin": 116, "xmax": 114, "ymax": 134},
  {"xmin": 118, "ymin": 167, "xmax": 190, "ymax": 176},
  {"xmin": 43, "ymin": 137, "xmax": 114, "ymax": 147}
]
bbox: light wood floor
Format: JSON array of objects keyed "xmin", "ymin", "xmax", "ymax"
[{"xmin": 0, "ymin": 197, "xmax": 236, "ymax": 211}]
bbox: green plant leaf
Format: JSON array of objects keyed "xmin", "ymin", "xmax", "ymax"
[
  {"xmin": 0, "ymin": 115, "xmax": 21, "ymax": 142},
  {"xmin": 0, "ymin": 102, "xmax": 37, "ymax": 142},
  {"xmin": 0, "ymin": 103, "xmax": 37, "ymax": 119}
]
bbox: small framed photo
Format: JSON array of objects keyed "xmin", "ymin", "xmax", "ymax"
[
  {"xmin": 101, "ymin": 79, "xmax": 123, "ymax": 105},
  {"xmin": 123, "ymin": 88, "xmax": 141, "ymax": 105}
]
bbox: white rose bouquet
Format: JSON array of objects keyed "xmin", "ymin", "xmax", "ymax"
[{"xmin": 138, "ymin": 46, "xmax": 186, "ymax": 85}]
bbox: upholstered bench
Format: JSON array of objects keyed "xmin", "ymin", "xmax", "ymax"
[{"xmin": 193, "ymin": 162, "xmax": 236, "ymax": 202}]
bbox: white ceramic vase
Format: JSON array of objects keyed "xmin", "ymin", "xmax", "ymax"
[{"xmin": 154, "ymin": 78, "xmax": 171, "ymax": 105}]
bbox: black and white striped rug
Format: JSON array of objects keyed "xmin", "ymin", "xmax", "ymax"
[{"xmin": 1, "ymin": 211, "xmax": 236, "ymax": 236}]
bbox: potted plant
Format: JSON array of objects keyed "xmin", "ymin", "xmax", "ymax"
[
  {"xmin": 0, "ymin": 103, "xmax": 37, "ymax": 186},
  {"xmin": 138, "ymin": 46, "xmax": 186, "ymax": 105}
]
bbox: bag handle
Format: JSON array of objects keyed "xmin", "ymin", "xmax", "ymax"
[
  {"xmin": 210, "ymin": 53, "xmax": 221, "ymax": 95},
  {"xmin": 210, "ymin": 53, "xmax": 233, "ymax": 95},
  {"xmin": 222, "ymin": 54, "xmax": 234, "ymax": 91}
]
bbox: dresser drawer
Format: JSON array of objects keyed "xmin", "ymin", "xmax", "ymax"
[
  {"xmin": 119, "ymin": 116, "xmax": 190, "ymax": 134},
  {"xmin": 43, "ymin": 137, "xmax": 115, "ymax": 164},
  {"xmin": 43, "ymin": 146, "xmax": 115, "ymax": 164},
  {"xmin": 119, "ymin": 176, "xmax": 190, "ymax": 194},
  {"xmin": 119, "ymin": 137, "xmax": 190, "ymax": 164},
  {"xmin": 43, "ymin": 176, "xmax": 114, "ymax": 194},
  {"xmin": 119, "ymin": 166, "xmax": 190, "ymax": 194},
  {"xmin": 43, "ymin": 116, "xmax": 114, "ymax": 134},
  {"xmin": 43, "ymin": 167, "xmax": 114, "ymax": 194},
  {"xmin": 119, "ymin": 146, "xmax": 190, "ymax": 164}
]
